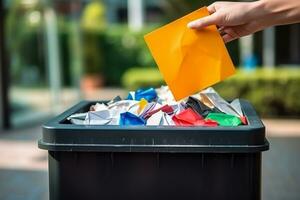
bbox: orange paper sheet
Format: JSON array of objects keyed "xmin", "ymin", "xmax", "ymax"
[{"xmin": 144, "ymin": 7, "xmax": 235, "ymax": 100}]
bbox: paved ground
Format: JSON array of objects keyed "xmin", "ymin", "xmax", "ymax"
[{"xmin": 0, "ymin": 119, "xmax": 300, "ymax": 200}]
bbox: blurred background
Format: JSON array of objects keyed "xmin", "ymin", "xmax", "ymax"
[{"xmin": 0, "ymin": 0, "xmax": 299, "ymax": 199}]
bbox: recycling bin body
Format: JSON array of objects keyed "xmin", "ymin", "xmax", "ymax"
[{"xmin": 39, "ymin": 100, "xmax": 269, "ymax": 200}]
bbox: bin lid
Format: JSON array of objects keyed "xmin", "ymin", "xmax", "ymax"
[{"xmin": 39, "ymin": 100, "xmax": 269, "ymax": 153}]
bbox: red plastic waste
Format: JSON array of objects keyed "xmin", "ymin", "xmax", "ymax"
[
  {"xmin": 172, "ymin": 108, "xmax": 218, "ymax": 127},
  {"xmin": 240, "ymin": 116, "xmax": 248, "ymax": 125},
  {"xmin": 144, "ymin": 105, "xmax": 174, "ymax": 119}
]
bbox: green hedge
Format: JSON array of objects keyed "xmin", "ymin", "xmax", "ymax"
[
  {"xmin": 10, "ymin": 23, "xmax": 239, "ymax": 86},
  {"xmin": 81, "ymin": 25, "xmax": 239, "ymax": 86},
  {"xmin": 89, "ymin": 26, "xmax": 157, "ymax": 86},
  {"xmin": 122, "ymin": 67, "xmax": 164, "ymax": 90},
  {"xmin": 122, "ymin": 67, "xmax": 300, "ymax": 117}
]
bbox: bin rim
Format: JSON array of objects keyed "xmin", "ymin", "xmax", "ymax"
[{"xmin": 39, "ymin": 100, "xmax": 269, "ymax": 153}]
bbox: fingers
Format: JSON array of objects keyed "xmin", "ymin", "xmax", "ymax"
[
  {"xmin": 222, "ymin": 27, "xmax": 241, "ymax": 39},
  {"xmin": 207, "ymin": 3, "xmax": 217, "ymax": 14},
  {"xmin": 222, "ymin": 34, "xmax": 236, "ymax": 43},
  {"xmin": 221, "ymin": 27, "xmax": 242, "ymax": 43},
  {"xmin": 218, "ymin": 26, "xmax": 225, "ymax": 35},
  {"xmin": 187, "ymin": 13, "xmax": 219, "ymax": 29},
  {"xmin": 217, "ymin": 26, "xmax": 239, "ymax": 43}
]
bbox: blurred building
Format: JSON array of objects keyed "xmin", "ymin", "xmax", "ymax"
[
  {"xmin": 48, "ymin": 0, "xmax": 163, "ymax": 23},
  {"xmin": 104, "ymin": 0, "xmax": 163, "ymax": 23}
]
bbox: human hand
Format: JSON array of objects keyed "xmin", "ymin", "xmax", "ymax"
[{"xmin": 188, "ymin": 1, "xmax": 266, "ymax": 43}]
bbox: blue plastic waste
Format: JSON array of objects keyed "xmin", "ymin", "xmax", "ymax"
[
  {"xmin": 119, "ymin": 112, "xmax": 146, "ymax": 125},
  {"xmin": 127, "ymin": 88, "xmax": 157, "ymax": 102},
  {"xmin": 126, "ymin": 93, "xmax": 134, "ymax": 100}
]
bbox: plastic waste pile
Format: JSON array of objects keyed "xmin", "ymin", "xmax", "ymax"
[{"xmin": 68, "ymin": 86, "xmax": 247, "ymax": 127}]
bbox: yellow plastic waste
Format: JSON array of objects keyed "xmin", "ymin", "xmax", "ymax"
[{"xmin": 137, "ymin": 98, "xmax": 148, "ymax": 114}]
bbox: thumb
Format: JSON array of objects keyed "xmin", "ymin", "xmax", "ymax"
[{"xmin": 187, "ymin": 13, "xmax": 219, "ymax": 29}]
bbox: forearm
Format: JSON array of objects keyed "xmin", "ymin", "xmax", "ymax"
[{"xmin": 254, "ymin": 0, "xmax": 300, "ymax": 27}]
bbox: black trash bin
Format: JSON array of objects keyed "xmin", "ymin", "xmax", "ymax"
[{"xmin": 39, "ymin": 100, "xmax": 269, "ymax": 200}]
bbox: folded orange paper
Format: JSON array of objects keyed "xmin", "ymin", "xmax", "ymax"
[{"xmin": 144, "ymin": 7, "xmax": 235, "ymax": 100}]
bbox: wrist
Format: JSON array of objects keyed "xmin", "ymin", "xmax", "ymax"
[
  {"xmin": 240, "ymin": 1, "xmax": 270, "ymax": 29},
  {"xmin": 246, "ymin": 0, "xmax": 282, "ymax": 29},
  {"xmin": 249, "ymin": 0, "xmax": 270, "ymax": 19}
]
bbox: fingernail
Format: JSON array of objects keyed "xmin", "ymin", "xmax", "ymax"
[{"xmin": 187, "ymin": 22, "xmax": 196, "ymax": 28}]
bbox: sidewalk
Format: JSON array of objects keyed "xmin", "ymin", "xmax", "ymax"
[
  {"xmin": 0, "ymin": 119, "xmax": 300, "ymax": 200},
  {"xmin": 263, "ymin": 119, "xmax": 300, "ymax": 137},
  {"xmin": 0, "ymin": 126, "xmax": 48, "ymax": 200}
]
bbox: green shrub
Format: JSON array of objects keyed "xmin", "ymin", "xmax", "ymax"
[
  {"xmin": 122, "ymin": 67, "xmax": 164, "ymax": 90},
  {"xmin": 121, "ymin": 67, "xmax": 300, "ymax": 117}
]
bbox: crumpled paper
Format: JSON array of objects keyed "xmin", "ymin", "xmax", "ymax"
[
  {"xmin": 186, "ymin": 96, "xmax": 219, "ymax": 117},
  {"xmin": 67, "ymin": 113, "xmax": 87, "ymax": 125},
  {"xmin": 84, "ymin": 110, "xmax": 111, "ymax": 125},
  {"xmin": 200, "ymin": 88, "xmax": 242, "ymax": 117},
  {"xmin": 147, "ymin": 110, "xmax": 175, "ymax": 126},
  {"xmin": 156, "ymin": 85, "xmax": 176, "ymax": 105}
]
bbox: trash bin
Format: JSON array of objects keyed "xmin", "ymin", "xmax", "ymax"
[{"xmin": 39, "ymin": 100, "xmax": 269, "ymax": 200}]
